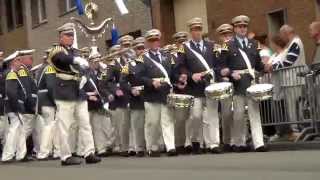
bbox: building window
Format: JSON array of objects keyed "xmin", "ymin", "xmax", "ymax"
[
  {"xmin": 31, "ymin": 0, "xmax": 47, "ymax": 27},
  {"xmin": 267, "ymin": 9, "xmax": 287, "ymax": 35},
  {"xmin": 4, "ymin": 0, "xmax": 24, "ymax": 32},
  {"xmin": 59, "ymin": 0, "xmax": 76, "ymax": 15}
]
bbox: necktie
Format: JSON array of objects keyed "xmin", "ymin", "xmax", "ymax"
[
  {"xmin": 197, "ymin": 43, "xmax": 202, "ymax": 53},
  {"xmin": 242, "ymin": 39, "xmax": 247, "ymax": 49},
  {"xmin": 153, "ymin": 52, "xmax": 161, "ymax": 63}
]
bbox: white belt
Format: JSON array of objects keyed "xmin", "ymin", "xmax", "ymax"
[
  {"xmin": 56, "ymin": 73, "xmax": 80, "ymax": 81},
  {"xmin": 38, "ymin": 89, "xmax": 48, "ymax": 93},
  {"xmin": 18, "ymin": 100, "xmax": 24, "ymax": 104},
  {"xmin": 31, "ymin": 94, "xmax": 38, "ymax": 98},
  {"xmin": 0, "ymin": 94, "xmax": 2, "ymax": 98}
]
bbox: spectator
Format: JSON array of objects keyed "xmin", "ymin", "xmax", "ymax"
[
  {"xmin": 255, "ymin": 34, "xmax": 273, "ymax": 65},
  {"xmin": 309, "ymin": 21, "xmax": 320, "ymax": 64}
]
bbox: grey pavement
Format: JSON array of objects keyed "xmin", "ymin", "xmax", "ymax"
[{"xmin": 0, "ymin": 150, "xmax": 320, "ymax": 180}]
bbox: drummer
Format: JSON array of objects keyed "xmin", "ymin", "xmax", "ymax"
[
  {"xmin": 215, "ymin": 23, "xmax": 235, "ymax": 152},
  {"xmin": 177, "ymin": 17, "xmax": 222, "ymax": 154},
  {"xmin": 222, "ymin": 15, "xmax": 268, "ymax": 152}
]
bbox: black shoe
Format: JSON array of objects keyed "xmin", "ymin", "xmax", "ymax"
[
  {"xmin": 119, "ymin": 151, "xmax": 129, "ymax": 157},
  {"xmin": 20, "ymin": 155, "xmax": 34, "ymax": 162},
  {"xmin": 167, "ymin": 149, "xmax": 178, "ymax": 157},
  {"xmin": 255, "ymin": 146, "xmax": 268, "ymax": 152},
  {"xmin": 209, "ymin": 147, "xmax": 223, "ymax": 154},
  {"xmin": 223, "ymin": 144, "xmax": 233, "ymax": 152},
  {"xmin": 37, "ymin": 157, "xmax": 49, "ymax": 161},
  {"xmin": 85, "ymin": 153, "xmax": 101, "ymax": 164},
  {"xmin": 192, "ymin": 142, "xmax": 201, "ymax": 154},
  {"xmin": 148, "ymin": 151, "xmax": 161, "ymax": 157},
  {"xmin": 185, "ymin": 145, "xmax": 192, "ymax": 154},
  {"xmin": 232, "ymin": 145, "xmax": 250, "ymax": 153},
  {"xmin": 72, "ymin": 153, "xmax": 84, "ymax": 158},
  {"xmin": 128, "ymin": 151, "xmax": 136, "ymax": 156},
  {"xmin": 136, "ymin": 151, "xmax": 145, "ymax": 157},
  {"xmin": 61, "ymin": 156, "xmax": 82, "ymax": 166},
  {"xmin": 176, "ymin": 146, "xmax": 186, "ymax": 154},
  {"xmin": 97, "ymin": 152, "xmax": 110, "ymax": 158}
]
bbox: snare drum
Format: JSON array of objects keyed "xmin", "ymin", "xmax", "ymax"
[
  {"xmin": 167, "ymin": 94, "xmax": 194, "ymax": 108},
  {"xmin": 205, "ymin": 82, "xmax": 233, "ymax": 100},
  {"xmin": 246, "ymin": 83, "xmax": 273, "ymax": 101}
]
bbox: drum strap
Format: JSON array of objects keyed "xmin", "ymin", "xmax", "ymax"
[
  {"xmin": 238, "ymin": 48, "xmax": 255, "ymax": 79},
  {"xmin": 145, "ymin": 52, "xmax": 172, "ymax": 87},
  {"xmin": 185, "ymin": 42, "xmax": 214, "ymax": 77}
]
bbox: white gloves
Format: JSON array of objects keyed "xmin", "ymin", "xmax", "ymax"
[{"xmin": 73, "ymin": 57, "xmax": 89, "ymax": 68}]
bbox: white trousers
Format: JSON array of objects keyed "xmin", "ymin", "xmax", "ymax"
[
  {"xmin": 110, "ymin": 108, "xmax": 130, "ymax": 152},
  {"xmin": 23, "ymin": 114, "xmax": 40, "ymax": 153},
  {"xmin": 0, "ymin": 115, "xmax": 8, "ymax": 145},
  {"xmin": 185, "ymin": 98, "xmax": 204, "ymax": 147},
  {"xmin": 220, "ymin": 98, "xmax": 234, "ymax": 145},
  {"xmin": 55, "ymin": 100, "xmax": 95, "ymax": 161},
  {"xmin": 130, "ymin": 109, "xmax": 145, "ymax": 152},
  {"xmin": 231, "ymin": 95, "xmax": 264, "ymax": 149},
  {"xmin": 144, "ymin": 102, "xmax": 175, "ymax": 151},
  {"xmin": 173, "ymin": 108, "xmax": 189, "ymax": 147},
  {"xmin": 89, "ymin": 111, "xmax": 110, "ymax": 154},
  {"xmin": 37, "ymin": 106, "xmax": 60, "ymax": 159},
  {"xmin": 2, "ymin": 113, "xmax": 26, "ymax": 161},
  {"xmin": 203, "ymin": 98, "xmax": 220, "ymax": 148}
]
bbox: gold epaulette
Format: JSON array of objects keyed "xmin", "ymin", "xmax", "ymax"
[
  {"xmin": 6, "ymin": 71, "xmax": 18, "ymax": 80},
  {"xmin": 48, "ymin": 45, "xmax": 68, "ymax": 61},
  {"xmin": 18, "ymin": 69, "xmax": 28, "ymax": 77},
  {"xmin": 221, "ymin": 43, "xmax": 229, "ymax": 51},
  {"xmin": 121, "ymin": 65, "xmax": 129, "ymax": 75},
  {"xmin": 136, "ymin": 55, "xmax": 144, "ymax": 63},
  {"xmin": 45, "ymin": 65, "xmax": 56, "ymax": 74},
  {"xmin": 177, "ymin": 46, "xmax": 185, "ymax": 53}
]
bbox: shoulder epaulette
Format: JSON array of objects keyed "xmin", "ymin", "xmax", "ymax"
[
  {"xmin": 177, "ymin": 46, "xmax": 185, "ymax": 53},
  {"xmin": 45, "ymin": 65, "xmax": 56, "ymax": 74},
  {"xmin": 6, "ymin": 71, "xmax": 18, "ymax": 80},
  {"xmin": 48, "ymin": 45, "xmax": 68, "ymax": 60},
  {"xmin": 136, "ymin": 55, "xmax": 144, "ymax": 63},
  {"xmin": 121, "ymin": 64, "xmax": 129, "ymax": 75},
  {"xmin": 18, "ymin": 69, "xmax": 28, "ymax": 77},
  {"xmin": 221, "ymin": 43, "xmax": 229, "ymax": 51}
]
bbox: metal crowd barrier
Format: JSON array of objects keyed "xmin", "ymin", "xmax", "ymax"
[{"xmin": 258, "ymin": 65, "xmax": 320, "ymax": 141}]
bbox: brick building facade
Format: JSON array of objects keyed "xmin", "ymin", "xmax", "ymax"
[{"xmin": 0, "ymin": 0, "xmax": 152, "ymax": 63}]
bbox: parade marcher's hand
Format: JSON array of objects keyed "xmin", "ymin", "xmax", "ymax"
[
  {"xmin": 264, "ymin": 63, "xmax": 272, "ymax": 73},
  {"xmin": 192, "ymin": 73, "xmax": 203, "ymax": 83},
  {"xmin": 222, "ymin": 77, "xmax": 230, "ymax": 82},
  {"xmin": 88, "ymin": 96, "xmax": 98, "ymax": 101},
  {"xmin": 115, "ymin": 89, "xmax": 124, "ymax": 97},
  {"xmin": 131, "ymin": 88, "xmax": 140, "ymax": 96},
  {"xmin": 221, "ymin": 68, "xmax": 230, "ymax": 76},
  {"xmin": 108, "ymin": 94, "xmax": 114, "ymax": 102},
  {"xmin": 152, "ymin": 79, "xmax": 162, "ymax": 89},
  {"xmin": 177, "ymin": 82, "xmax": 187, "ymax": 90},
  {"xmin": 231, "ymin": 71, "xmax": 241, "ymax": 80},
  {"xmin": 86, "ymin": 91, "xmax": 97, "ymax": 96},
  {"xmin": 73, "ymin": 57, "xmax": 89, "ymax": 68}
]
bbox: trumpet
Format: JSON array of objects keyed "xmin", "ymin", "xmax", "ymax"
[{"xmin": 94, "ymin": 48, "xmax": 133, "ymax": 63}]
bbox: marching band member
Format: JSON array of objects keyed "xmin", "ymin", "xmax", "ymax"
[
  {"xmin": 215, "ymin": 23, "xmax": 235, "ymax": 151},
  {"xmin": 177, "ymin": 17, "xmax": 222, "ymax": 154},
  {"xmin": 35, "ymin": 49, "xmax": 60, "ymax": 160},
  {"xmin": 0, "ymin": 50, "xmax": 6, "ymax": 155},
  {"xmin": 127, "ymin": 37, "xmax": 146, "ymax": 157},
  {"xmin": 223, "ymin": 15, "xmax": 268, "ymax": 152},
  {"xmin": 1, "ymin": 50, "xmax": 35, "ymax": 162},
  {"xmin": 49, "ymin": 23, "xmax": 100, "ymax": 165},
  {"xmin": 139, "ymin": 29, "xmax": 177, "ymax": 157},
  {"xmin": 171, "ymin": 31, "xmax": 190, "ymax": 153}
]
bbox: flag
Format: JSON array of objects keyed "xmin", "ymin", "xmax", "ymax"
[
  {"xmin": 111, "ymin": 23, "xmax": 119, "ymax": 45},
  {"xmin": 115, "ymin": 0, "xmax": 129, "ymax": 15},
  {"xmin": 75, "ymin": 0, "xmax": 84, "ymax": 15}
]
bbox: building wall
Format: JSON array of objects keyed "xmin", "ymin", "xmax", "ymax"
[
  {"xmin": 173, "ymin": 0, "xmax": 208, "ymax": 33},
  {"xmin": 26, "ymin": 0, "xmax": 152, "ymax": 64},
  {"xmin": 0, "ymin": 0, "xmax": 28, "ymax": 55},
  {"xmin": 206, "ymin": 0, "xmax": 317, "ymax": 64}
]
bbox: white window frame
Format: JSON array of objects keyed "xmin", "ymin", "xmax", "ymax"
[{"xmin": 37, "ymin": 0, "xmax": 47, "ymax": 23}]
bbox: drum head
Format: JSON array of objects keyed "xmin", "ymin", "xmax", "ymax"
[
  {"xmin": 247, "ymin": 84, "xmax": 273, "ymax": 93},
  {"xmin": 205, "ymin": 82, "xmax": 232, "ymax": 92}
]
